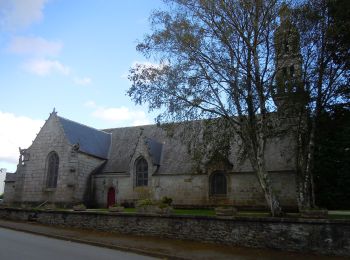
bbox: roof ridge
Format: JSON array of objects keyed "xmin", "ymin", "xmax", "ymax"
[
  {"xmin": 58, "ymin": 116, "xmax": 111, "ymax": 135},
  {"xmin": 103, "ymin": 123, "xmax": 156, "ymax": 131},
  {"xmin": 102, "ymin": 119, "xmax": 206, "ymax": 132}
]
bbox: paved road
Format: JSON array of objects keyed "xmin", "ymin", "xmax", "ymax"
[
  {"xmin": 0, "ymin": 227, "xmax": 157, "ymax": 260},
  {"xmin": 0, "ymin": 220, "xmax": 346, "ymax": 260}
]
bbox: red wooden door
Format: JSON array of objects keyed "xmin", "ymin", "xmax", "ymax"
[{"xmin": 107, "ymin": 187, "xmax": 116, "ymax": 207}]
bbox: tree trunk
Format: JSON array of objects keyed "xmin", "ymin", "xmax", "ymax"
[
  {"xmin": 255, "ymin": 146, "xmax": 283, "ymax": 216},
  {"xmin": 295, "ymin": 115, "xmax": 316, "ymax": 211},
  {"xmin": 246, "ymin": 128, "xmax": 283, "ymax": 216},
  {"xmin": 304, "ymin": 117, "xmax": 316, "ymax": 208}
]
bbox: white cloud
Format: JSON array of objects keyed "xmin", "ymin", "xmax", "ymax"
[
  {"xmin": 23, "ymin": 59, "xmax": 70, "ymax": 76},
  {"xmin": 87, "ymin": 103, "xmax": 150, "ymax": 126},
  {"xmin": 0, "ymin": 111, "xmax": 43, "ymax": 166},
  {"xmin": 0, "ymin": 1, "xmax": 87, "ymax": 85},
  {"xmin": 74, "ymin": 77, "xmax": 92, "ymax": 86},
  {"xmin": 8, "ymin": 36, "xmax": 62, "ymax": 57},
  {"xmin": 93, "ymin": 107, "xmax": 146, "ymax": 122},
  {"xmin": 0, "ymin": 0, "xmax": 48, "ymax": 30},
  {"xmin": 8, "ymin": 38, "xmax": 89, "ymax": 82}
]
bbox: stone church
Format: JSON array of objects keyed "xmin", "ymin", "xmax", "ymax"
[
  {"xmin": 3, "ymin": 8, "xmax": 302, "ymax": 209},
  {"xmin": 3, "ymin": 111, "xmax": 297, "ymax": 209}
]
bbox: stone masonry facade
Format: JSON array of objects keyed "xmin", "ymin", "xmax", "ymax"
[
  {"xmin": 3, "ymin": 111, "xmax": 297, "ymax": 209},
  {"xmin": 4, "ymin": 113, "xmax": 105, "ymax": 206}
]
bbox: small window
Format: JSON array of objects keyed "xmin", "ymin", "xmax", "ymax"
[
  {"xmin": 46, "ymin": 152, "xmax": 59, "ymax": 188},
  {"xmin": 282, "ymin": 67, "xmax": 288, "ymax": 86},
  {"xmin": 290, "ymin": 65, "xmax": 295, "ymax": 77},
  {"xmin": 136, "ymin": 157, "xmax": 148, "ymax": 187},
  {"xmin": 210, "ymin": 171, "xmax": 227, "ymax": 196}
]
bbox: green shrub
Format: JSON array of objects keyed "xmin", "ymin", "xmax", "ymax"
[
  {"xmin": 161, "ymin": 196, "xmax": 173, "ymax": 206},
  {"xmin": 158, "ymin": 203, "xmax": 169, "ymax": 209},
  {"xmin": 73, "ymin": 203, "xmax": 86, "ymax": 211},
  {"xmin": 136, "ymin": 199, "xmax": 154, "ymax": 207}
]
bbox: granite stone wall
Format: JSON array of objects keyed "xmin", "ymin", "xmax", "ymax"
[
  {"xmin": 16, "ymin": 115, "xmax": 72, "ymax": 203},
  {"xmin": 93, "ymin": 171, "xmax": 296, "ymax": 209},
  {"xmin": 5, "ymin": 114, "xmax": 105, "ymax": 206},
  {"xmin": 3, "ymin": 179, "xmax": 15, "ymax": 203},
  {"xmin": 0, "ymin": 208, "xmax": 349, "ymax": 256},
  {"xmin": 75, "ymin": 153, "xmax": 104, "ymax": 203},
  {"xmin": 92, "ymin": 128, "xmax": 297, "ymax": 208}
]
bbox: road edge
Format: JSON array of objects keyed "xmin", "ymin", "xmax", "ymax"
[{"xmin": 0, "ymin": 221, "xmax": 185, "ymax": 260}]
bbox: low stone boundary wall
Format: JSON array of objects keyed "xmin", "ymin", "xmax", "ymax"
[{"xmin": 0, "ymin": 208, "xmax": 349, "ymax": 256}]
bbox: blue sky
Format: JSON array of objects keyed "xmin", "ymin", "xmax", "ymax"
[{"xmin": 0, "ymin": 0, "xmax": 165, "ymax": 191}]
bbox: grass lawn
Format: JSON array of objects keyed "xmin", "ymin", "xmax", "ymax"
[
  {"xmin": 173, "ymin": 209, "xmax": 216, "ymax": 216},
  {"xmin": 86, "ymin": 208, "xmax": 350, "ymax": 219},
  {"xmin": 89, "ymin": 208, "xmax": 269, "ymax": 217},
  {"xmin": 328, "ymin": 210, "xmax": 350, "ymax": 219}
]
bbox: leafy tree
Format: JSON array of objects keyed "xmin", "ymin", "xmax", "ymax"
[
  {"xmin": 314, "ymin": 107, "xmax": 350, "ymax": 209},
  {"xmin": 129, "ymin": 0, "xmax": 285, "ymax": 216},
  {"xmin": 327, "ymin": 0, "xmax": 350, "ymax": 70},
  {"xmin": 292, "ymin": 0, "xmax": 349, "ymax": 209},
  {"xmin": 0, "ymin": 193, "xmax": 3, "ymax": 199},
  {"xmin": 127, "ymin": 0, "xmax": 349, "ymax": 214}
]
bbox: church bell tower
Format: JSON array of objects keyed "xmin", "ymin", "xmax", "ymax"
[{"xmin": 273, "ymin": 5, "xmax": 307, "ymax": 115}]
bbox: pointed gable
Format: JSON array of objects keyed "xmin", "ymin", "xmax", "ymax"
[
  {"xmin": 58, "ymin": 116, "xmax": 111, "ymax": 159},
  {"xmin": 101, "ymin": 124, "xmax": 194, "ymax": 174}
]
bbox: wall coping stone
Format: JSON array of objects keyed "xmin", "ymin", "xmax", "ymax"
[
  {"xmin": 1, "ymin": 207, "xmax": 349, "ymax": 225},
  {"xmin": 1, "ymin": 207, "xmax": 349, "ymax": 256}
]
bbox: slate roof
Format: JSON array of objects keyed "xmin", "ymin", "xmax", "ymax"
[
  {"xmin": 146, "ymin": 138, "xmax": 163, "ymax": 166},
  {"xmin": 58, "ymin": 116, "xmax": 111, "ymax": 159},
  {"xmin": 5, "ymin": 173, "xmax": 16, "ymax": 182},
  {"xmin": 102, "ymin": 124, "xmax": 195, "ymax": 174},
  {"xmin": 55, "ymin": 116, "xmax": 292, "ymax": 175}
]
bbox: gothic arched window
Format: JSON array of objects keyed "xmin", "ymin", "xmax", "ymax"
[
  {"xmin": 46, "ymin": 152, "xmax": 59, "ymax": 188},
  {"xmin": 210, "ymin": 171, "xmax": 227, "ymax": 196},
  {"xmin": 135, "ymin": 157, "xmax": 148, "ymax": 187}
]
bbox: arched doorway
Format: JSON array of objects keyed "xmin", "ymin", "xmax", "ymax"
[{"xmin": 107, "ymin": 187, "xmax": 116, "ymax": 207}]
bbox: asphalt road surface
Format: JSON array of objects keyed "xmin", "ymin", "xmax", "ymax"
[{"xmin": 0, "ymin": 227, "xmax": 157, "ymax": 260}]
